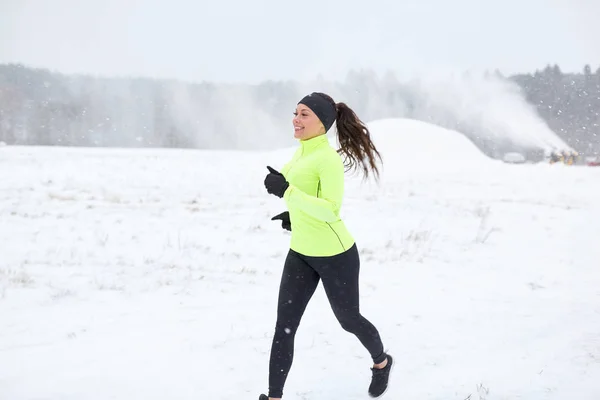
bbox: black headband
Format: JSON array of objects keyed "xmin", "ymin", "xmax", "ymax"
[{"xmin": 298, "ymin": 92, "xmax": 337, "ymax": 132}]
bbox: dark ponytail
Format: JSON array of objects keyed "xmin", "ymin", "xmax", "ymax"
[
  {"xmin": 335, "ymin": 102, "xmax": 382, "ymax": 180},
  {"xmin": 314, "ymin": 93, "xmax": 381, "ymax": 180}
]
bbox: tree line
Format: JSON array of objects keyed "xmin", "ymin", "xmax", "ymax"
[
  {"xmin": 512, "ymin": 64, "xmax": 600, "ymax": 158},
  {"xmin": 0, "ymin": 63, "xmax": 598, "ymax": 158}
]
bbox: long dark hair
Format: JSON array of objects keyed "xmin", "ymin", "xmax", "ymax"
[{"xmin": 316, "ymin": 92, "xmax": 382, "ymax": 180}]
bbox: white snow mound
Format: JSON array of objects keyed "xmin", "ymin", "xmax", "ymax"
[{"xmin": 364, "ymin": 118, "xmax": 493, "ymax": 164}]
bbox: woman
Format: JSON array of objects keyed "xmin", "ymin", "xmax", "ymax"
[{"xmin": 259, "ymin": 92, "xmax": 393, "ymax": 400}]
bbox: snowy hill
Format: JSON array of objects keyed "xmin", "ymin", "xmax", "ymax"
[
  {"xmin": 366, "ymin": 118, "xmax": 494, "ymax": 165},
  {"xmin": 1, "ymin": 120, "xmax": 600, "ymax": 400}
]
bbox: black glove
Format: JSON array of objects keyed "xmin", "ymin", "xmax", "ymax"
[
  {"xmin": 271, "ymin": 211, "xmax": 291, "ymax": 231},
  {"xmin": 264, "ymin": 166, "xmax": 289, "ymax": 198}
]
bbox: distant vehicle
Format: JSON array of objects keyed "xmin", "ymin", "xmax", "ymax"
[
  {"xmin": 585, "ymin": 156, "xmax": 599, "ymax": 167},
  {"xmin": 503, "ymin": 152, "xmax": 526, "ymax": 164}
]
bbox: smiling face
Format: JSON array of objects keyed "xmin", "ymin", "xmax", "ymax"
[{"xmin": 293, "ymin": 104, "xmax": 325, "ymax": 140}]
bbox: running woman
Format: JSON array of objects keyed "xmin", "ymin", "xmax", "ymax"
[{"xmin": 260, "ymin": 92, "xmax": 393, "ymax": 400}]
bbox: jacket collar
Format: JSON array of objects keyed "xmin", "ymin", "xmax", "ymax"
[{"xmin": 299, "ymin": 134, "xmax": 329, "ymax": 153}]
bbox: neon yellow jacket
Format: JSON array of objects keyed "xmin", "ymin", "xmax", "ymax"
[{"xmin": 281, "ymin": 134, "xmax": 355, "ymax": 257}]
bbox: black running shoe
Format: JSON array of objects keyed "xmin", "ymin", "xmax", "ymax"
[{"xmin": 368, "ymin": 354, "xmax": 393, "ymax": 397}]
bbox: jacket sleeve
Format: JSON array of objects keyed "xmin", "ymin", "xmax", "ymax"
[{"xmin": 283, "ymin": 150, "xmax": 344, "ymax": 223}]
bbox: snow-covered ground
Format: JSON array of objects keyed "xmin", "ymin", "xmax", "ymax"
[{"xmin": 1, "ymin": 119, "xmax": 600, "ymax": 400}]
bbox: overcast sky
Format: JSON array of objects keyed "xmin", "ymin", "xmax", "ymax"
[{"xmin": 0, "ymin": 0, "xmax": 598, "ymax": 83}]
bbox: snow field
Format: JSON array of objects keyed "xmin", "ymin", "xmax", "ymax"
[{"xmin": 1, "ymin": 119, "xmax": 599, "ymax": 399}]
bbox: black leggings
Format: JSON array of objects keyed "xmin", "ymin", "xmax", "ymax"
[{"xmin": 268, "ymin": 243, "xmax": 386, "ymax": 398}]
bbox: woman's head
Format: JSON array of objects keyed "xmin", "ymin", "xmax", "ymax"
[
  {"xmin": 293, "ymin": 92, "xmax": 382, "ymax": 180},
  {"xmin": 293, "ymin": 93, "xmax": 336, "ymax": 140}
]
